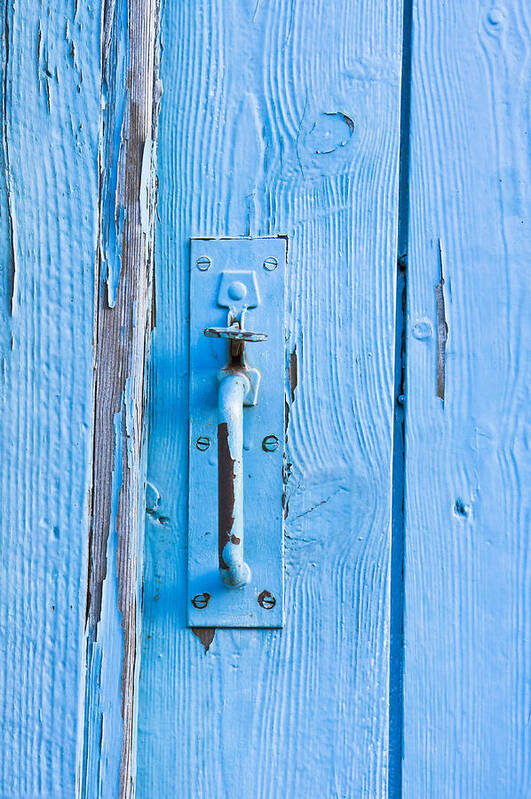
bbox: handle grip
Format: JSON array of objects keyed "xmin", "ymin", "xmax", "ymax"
[{"xmin": 217, "ymin": 372, "xmax": 252, "ymax": 587}]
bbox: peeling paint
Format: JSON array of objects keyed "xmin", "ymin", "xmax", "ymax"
[
  {"xmin": 79, "ymin": 410, "xmax": 125, "ymax": 799},
  {"xmin": 98, "ymin": 0, "xmax": 129, "ymax": 310},
  {"xmin": 140, "ymin": 138, "xmax": 153, "ymax": 237},
  {"xmin": 283, "ymin": 342, "xmax": 299, "ymax": 522},
  {"xmin": 217, "ymin": 421, "xmax": 235, "ymax": 571},
  {"xmin": 79, "ymin": 0, "xmax": 161, "ymax": 796}
]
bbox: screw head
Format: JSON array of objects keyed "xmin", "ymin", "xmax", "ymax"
[
  {"xmin": 192, "ymin": 592, "xmax": 211, "ymax": 609},
  {"xmin": 263, "ymin": 256, "xmax": 278, "ymax": 271},
  {"xmin": 257, "ymin": 590, "xmax": 276, "ymax": 609},
  {"xmin": 196, "ymin": 255, "xmax": 211, "ymax": 271},
  {"xmin": 262, "ymin": 435, "xmax": 279, "ymax": 452},
  {"xmin": 196, "ymin": 436, "xmax": 210, "ymax": 451}
]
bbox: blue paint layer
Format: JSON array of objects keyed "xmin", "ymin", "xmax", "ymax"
[
  {"xmin": 403, "ymin": 1, "xmax": 531, "ymax": 796},
  {"xmin": 0, "ymin": 1, "xmax": 100, "ymax": 794},
  {"xmin": 99, "ymin": 0, "xmax": 129, "ymax": 309}
]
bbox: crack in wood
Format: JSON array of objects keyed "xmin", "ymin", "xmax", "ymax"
[{"xmin": 436, "ymin": 238, "xmax": 448, "ymax": 402}]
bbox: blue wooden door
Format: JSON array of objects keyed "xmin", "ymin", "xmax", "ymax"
[{"xmin": 0, "ymin": 1, "xmax": 529, "ymax": 797}]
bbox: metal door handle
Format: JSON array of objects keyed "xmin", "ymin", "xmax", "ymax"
[
  {"xmin": 189, "ymin": 240, "xmax": 286, "ymax": 626},
  {"xmin": 204, "ymin": 275, "xmax": 266, "ymax": 588}
]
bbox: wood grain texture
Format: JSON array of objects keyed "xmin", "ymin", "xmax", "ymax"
[
  {"xmin": 79, "ymin": 1, "xmax": 160, "ymax": 797},
  {"xmin": 0, "ymin": 1, "xmax": 100, "ymax": 795},
  {"xmin": 403, "ymin": 1, "xmax": 531, "ymax": 796},
  {"xmin": 138, "ymin": 1, "xmax": 403, "ymax": 796}
]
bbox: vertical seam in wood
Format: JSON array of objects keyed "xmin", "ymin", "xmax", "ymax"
[
  {"xmin": 390, "ymin": 0, "xmax": 414, "ymax": 796},
  {"xmin": 1, "ymin": 2, "xmax": 17, "ymax": 314}
]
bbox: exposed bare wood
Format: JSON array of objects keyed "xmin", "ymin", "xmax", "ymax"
[{"xmin": 79, "ymin": 1, "xmax": 160, "ymax": 797}]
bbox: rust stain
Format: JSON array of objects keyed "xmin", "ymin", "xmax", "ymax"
[
  {"xmin": 191, "ymin": 592, "xmax": 211, "ymax": 609},
  {"xmin": 218, "ymin": 421, "xmax": 235, "ymax": 570},
  {"xmin": 257, "ymin": 590, "xmax": 276, "ymax": 609}
]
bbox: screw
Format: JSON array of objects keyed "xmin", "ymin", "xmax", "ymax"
[
  {"xmin": 263, "ymin": 256, "xmax": 278, "ymax": 271},
  {"xmin": 257, "ymin": 590, "xmax": 276, "ymax": 609},
  {"xmin": 196, "ymin": 255, "xmax": 211, "ymax": 271},
  {"xmin": 262, "ymin": 435, "xmax": 279, "ymax": 452},
  {"xmin": 192, "ymin": 592, "xmax": 211, "ymax": 609},
  {"xmin": 196, "ymin": 436, "xmax": 210, "ymax": 451}
]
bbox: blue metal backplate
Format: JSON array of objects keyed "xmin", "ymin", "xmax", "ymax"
[{"xmin": 188, "ymin": 237, "xmax": 286, "ymax": 627}]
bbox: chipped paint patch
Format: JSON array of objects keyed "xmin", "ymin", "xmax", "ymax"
[
  {"xmin": 191, "ymin": 627, "xmax": 216, "ymax": 653},
  {"xmin": 217, "ymin": 421, "xmax": 235, "ymax": 571},
  {"xmin": 436, "ymin": 239, "xmax": 448, "ymax": 402},
  {"xmin": 288, "ymin": 344, "xmax": 298, "ymax": 403}
]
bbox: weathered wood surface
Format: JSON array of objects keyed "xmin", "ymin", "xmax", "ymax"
[
  {"xmin": 138, "ymin": 1, "xmax": 403, "ymax": 796},
  {"xmin": 0, "ymin": 1, "xmax": 100, "ymax": 795},
  {"xmin": 403, "ymin": 1, "xmax": 531, "ymax": 796},
  {"xmin": 0, "ymin": 1, "xmax": 161, "ymax": 796},
  {"xmin": 80, "ymin": 1, "xmax": 160, "ymax": 797}
]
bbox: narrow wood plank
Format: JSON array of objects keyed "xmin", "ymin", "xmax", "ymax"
[
  {"xmin": 0, "ymin": 2, "xmax": 100, "ymax": 795},
  {"xmin": 404, "ymin": 1, "xmax": 531, "ymax": 796},
  {"xmin": 79, "ymin": 1, "xmax": 160, "ymax": 797},
  {"xmin": 138, "ymin": 1, "xmax": 403, "ymax": 796}
]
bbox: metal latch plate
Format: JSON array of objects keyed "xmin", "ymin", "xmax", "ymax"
[{"xmin": 188, "ymin": 237, "xmax": 286, "ymax": 627}]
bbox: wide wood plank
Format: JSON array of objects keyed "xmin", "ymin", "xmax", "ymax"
[
  {"xmin": 79, "ymin": 1, "xmax": 160, "ymax": 797},
  {"xmin": 404, "ymin": 1, "xmax": 531, "ymax": 796},
  {"xmin": 0, "ymin": 2, "xmax": 100, "ymax": 795},
  {"xmin": 138, "ymin": 1, "xmax": 403, "ymax": 796}
]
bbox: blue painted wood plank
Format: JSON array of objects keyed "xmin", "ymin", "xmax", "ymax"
[
  {"xmin": 0, "ymin": 1, "xmax": 101, "ymax": 795},
  {"xmin": 403, "ymin": 1, "xmax": 531, "ymax": 796},
  {"xmin": 138, "ymin": 1, "xmax": 403, "ymax": 796}
]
